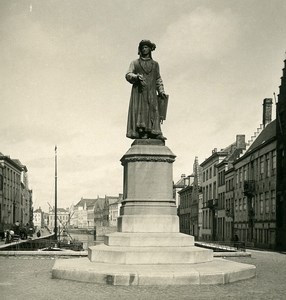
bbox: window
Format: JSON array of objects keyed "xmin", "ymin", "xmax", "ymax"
[
  {"xmin": 271, "ymin": 190, "xmax": 276, "ymax": 213},
  {"xmin": 243, "ymin": 197, "xmax": 247, "ymax": 211},
  {"xmin": 209, "ymin": 167, "xmax": 212, "ymax": 179},
  {"xmin": 213, "ymin": 182, "xmax": 216, "ymax": 199},
  {"xmin": 254, "ymin": 196, "xmax": 258, "ymax": 215},
  {"xmin": 266, "ymin": 154, "xmax": 270, "ymax": 177},
  {"xmin": 260, "ymin": 156, "xmax": 264, "ymax": 177},
  {"xmin": 265, "ymin": 192, "xmax": 269, "ymax": 213},
  {"xmin": 244, "ymin": 167, "xmax": 248, "ymax": 181},
  {"xmin": 222, "ymin": 192, "xmax": 225, "ymax": 209},
  {"xmin": 235, "ymin": 199, "xmax": 238, "ymax": 211},
  {"xmin": 260, "ymin": 193, "xmax": 264, "ymax": 214},
  {"xmin": 239, "ymin": 168, "xmax": 243, "ymax": 184},
  {"xmin": 272, "ymin": 151, "xmax": 276, "ymax": 173},
  {"xmin": 239, "ymin": 199, "xmax": 242, "ymax": 211},
  {"xmin": 0, "ymin": 175, "xmax": 3, "ymax": 190}
]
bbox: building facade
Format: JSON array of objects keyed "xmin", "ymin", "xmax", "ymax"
[
  {"xmin": 107, "ymin": 194, "xmax": 122, "ymax": 227},
  {"xmin": 233, "ymin": 120, "xmax": 276, "ymax": 248},
  {"xmin": 177, "ymin": 158, "xmax": 203, "ymax": 240},
  {"xmin": 174, "ymin": 58, "xmax": 286, "ymax": 250},
  {"xmin": 215, "ymin": 136, "xmax": 246, "ymax": 241},
  {"xmin": 0, "ymin": 154, "xmax": 32, "ymax": 231},
  {"xmin": 33, "ymin": 207, "xmax": 44, "ymax": 229},
  {"xmin": 173, "ymin": 174, "xmax": 189, "ymax": 208},
  {"xmin": 178, "ymin": 184, "xmax": 193, "ymax": 235},
  {"xmin": 276, "ymin": 59, "xmax": 286, "ymax": 250},
  {"xmin": 70, "ymin": 198, "xmax": 97, "ymax": 229},
  {"xmin": 48, "ymin": 207, "xmax": 70, "ymax": 232},
  {"xmin": 17, "ymin": 161, "xmax": 33, "ymax": 227},
  {"xmin": 200, "ymin": 135, "xmax": 246, "ymax": 241},
  {"xmin": 224, "ymin": 166, "xmax": 235, "ymax": 241},
  {"xmin": 201, "ymin": 149, "xmax": 226, "ymax": 240}
]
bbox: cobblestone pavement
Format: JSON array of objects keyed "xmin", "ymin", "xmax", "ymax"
[{"xmin": 0, "ymin": 250, "xmax": 285, "ymax": 300}]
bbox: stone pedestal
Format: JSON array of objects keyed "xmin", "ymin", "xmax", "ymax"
[
  {"xmin": 118, "ymin": 139, "xmax": 179, "ymax": 233},
  {"xmin": 52, "ymin": 139, "xmax": 256, "ymax": 285},
  {"xmin": 88, "ymin": 139, "xmax": 212, "ymax": 265}
]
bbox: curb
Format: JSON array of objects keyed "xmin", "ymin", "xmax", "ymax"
[
  {"xmin": 213, "ymin": 251, "xmax": 251, "ymax": 257},
  {"xmin": 0, "ymin": 250, "xmax": 88, "ymax": 257}
]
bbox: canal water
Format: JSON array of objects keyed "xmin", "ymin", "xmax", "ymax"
[
  {"xmin": 68, "ymin": 233, "xmax": 103, "ymax": 250},
  {"xmin": 68, "ymin": 233, "xmax": 93, "ymax": 249},
  {"xmin": 67, "ymin": 227, "xmax": 116, "ymax": 249}
]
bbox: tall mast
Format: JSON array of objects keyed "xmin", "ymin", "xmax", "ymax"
[{"xmin": 54, "ymin": 145, "xmax": 58, "ymax": 241}]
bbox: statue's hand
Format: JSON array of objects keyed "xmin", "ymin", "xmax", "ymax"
[
  {"xmin": 137, "ymin": 74, "xmax": 147, "ymax": 87},
  {"xmin": 159, "ymin": 92, "xmax": 167, "ymax": 99},
  {"xmin": 137, "ymin": 74, "xmax": 144, "ymax": 81}
]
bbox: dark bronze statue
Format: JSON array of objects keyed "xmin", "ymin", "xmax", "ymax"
[{"xmin": 126, "ymin": 40, "xmax": 168, "ymax": 140}]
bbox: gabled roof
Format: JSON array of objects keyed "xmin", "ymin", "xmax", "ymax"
[
  {"xmin": 245, "ymin": 120, "xmax": 276, "ymax": 154},
  {"xmin": 57, "ymin": 208, "xmax": 68, "ymax": 213},
  {"xmin": 0, "ymin": 155, "xmax": 23, "ymax": 171},
  {"xmin": 49, "ymin": 207, "xmax": 69, "ymax": 213},
  {"xmin": 105, "ymin": 196, "xmax": 120, "ymax": 205},
  {"xmin": 200, "ymin": 150, "xmax": 228, "ymax": 167},
  {"xmin": 94, "ymin": 198, "xmax": 105, "ymax": 211},
  {"xmin": 218, "ymin": 147, "xmax": 244, "ymax": 167},
  {"xmin": 74, "ymin": 198, "xmax": 97, "ymax": 208},
  {"xmin": 178, "ymin": 184, "xmax": 193, "ymax": 194},
  {"xmin": 12, "ymin": 159, "xmax": 24, "ymax": 168},
  {"xmin": 174, "ymin": 176, "xmax": 186, "ymax": 188},
  {"xmin": 221, "ymin": 142, "xmax": 236, "ymax": 154}
]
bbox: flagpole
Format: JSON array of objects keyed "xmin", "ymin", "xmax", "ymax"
[{"xmin": 54, "ymin": 145, "xmax": 58, "ymax": 242}]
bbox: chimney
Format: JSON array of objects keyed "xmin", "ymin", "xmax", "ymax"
[
  {"xmin": 181, "ymin": 174, "xmax": 186, "ymax": 179},
  {"xmin": 184, "ymin": 177, "xmax": 190, "ymax": 186},
  {"xmin": 236, "ymin": 134, "xmax": 246, "ymax": 150},
  {"xmin": 263, "ymin": 98, "xmax": 273, "ymax": 128},
  {"xmin": 193, "ymin": 156, "xmax": 199, "ymax": 174}
]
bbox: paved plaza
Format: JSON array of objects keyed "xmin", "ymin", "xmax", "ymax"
[{"xmin": 0, "ymin": 250, "xmax": 285, "ymax": 300}]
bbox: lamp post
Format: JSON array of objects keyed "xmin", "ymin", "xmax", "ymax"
[{"xmin": 54, "ymin": 145, "xmax": 58, "ymax": 241}]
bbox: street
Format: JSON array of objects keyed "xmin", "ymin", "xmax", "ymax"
[{"xmin": 0, "ymin": 250, "xmax": 285, "ymax": 300}]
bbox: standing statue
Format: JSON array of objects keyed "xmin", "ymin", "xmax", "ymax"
[{"xmin": 126, "ymin": 40, "xmax": 168, "ymax": 140}]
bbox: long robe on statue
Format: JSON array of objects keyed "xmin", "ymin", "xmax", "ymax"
[{"xmin": 126, "ymin": 57, "xmax": 165, "ymax": 139}]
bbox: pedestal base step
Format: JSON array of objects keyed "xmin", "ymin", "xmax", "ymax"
[
  {"xmin": 104, "ymin": 232, "xmax": 195, "ymax": 247},
  {"xmin": 117, "ymin": 215, "xmax": 179, "ymax": 232},
  {"xmin": 88, "ymin": 244, "xmax": 213, "ymax": 264},
  {"xmin": 52, "ymin": 257, "xmax": 256, "ymax": 286}
]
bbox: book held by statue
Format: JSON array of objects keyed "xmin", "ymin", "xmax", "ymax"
[{"xmin": 158, "ymin": 94, "xmax": 169, "ymax": 122}]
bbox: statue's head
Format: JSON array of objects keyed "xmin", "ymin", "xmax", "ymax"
[{"xmin": 138, "ymin": 40, "xmax": 156, "ymax": 56}]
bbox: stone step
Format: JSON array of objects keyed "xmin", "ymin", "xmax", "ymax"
[
  {"xmin": 88, "ymin": 244, "xmax": 213, "ymax": 265},
  {"xmin": 104, "ymin": 232, "xmax": 195, "ymax": 247},
  {"xmin": 52, "ymin": 257, "xmax": 256, "ymax": 286}
]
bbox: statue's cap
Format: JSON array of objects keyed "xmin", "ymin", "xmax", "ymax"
[{"xmin": 138, "ymin": 40, "xmax": 156, "ymax": 52}]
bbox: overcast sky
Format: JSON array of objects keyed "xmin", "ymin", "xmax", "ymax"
[{"xmin": 1, "ymin": 0, "xmax": 286, "ymax": 211}]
